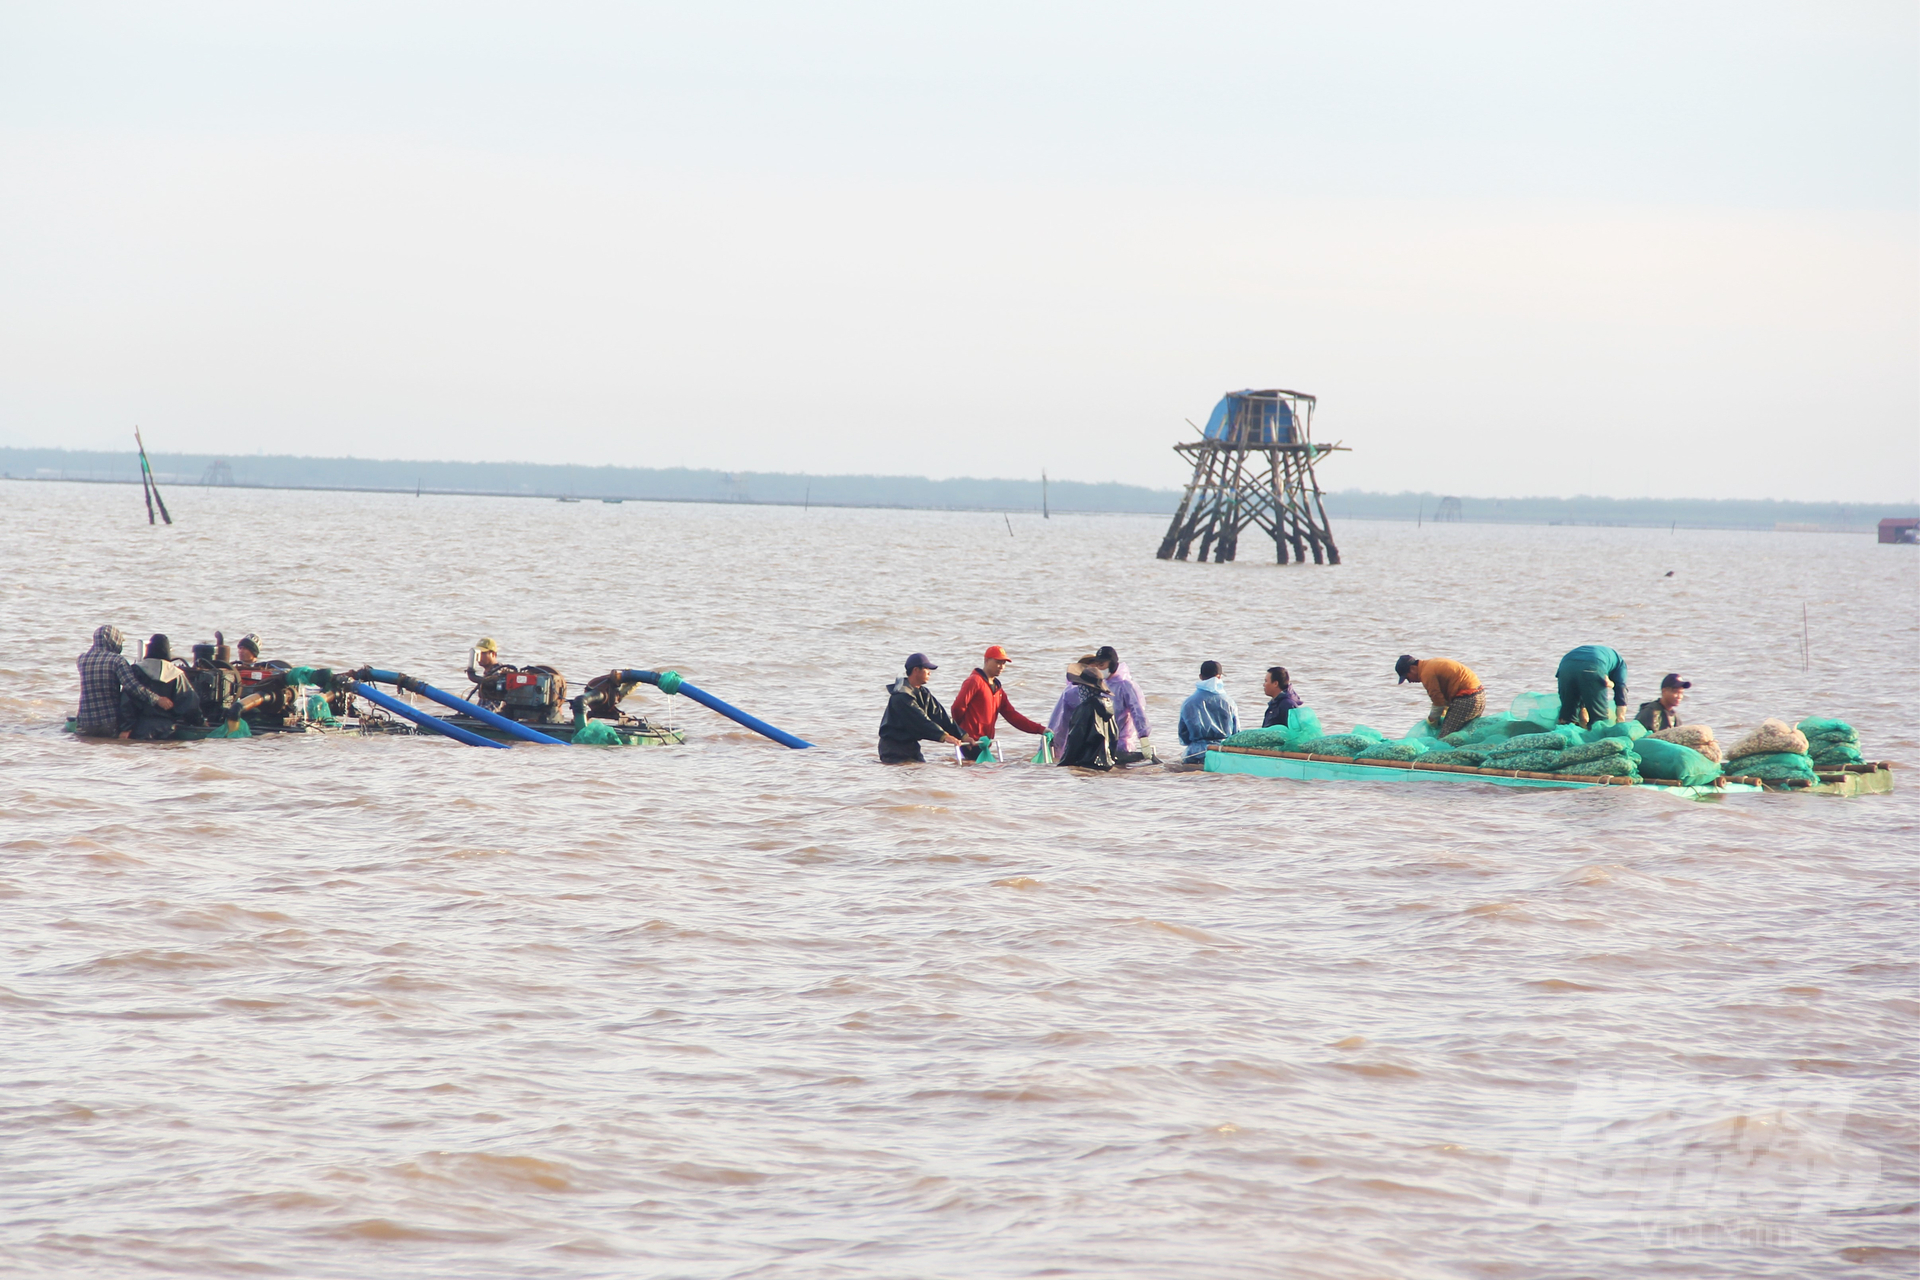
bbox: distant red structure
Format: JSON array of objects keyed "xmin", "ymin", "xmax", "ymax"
[{"xmin": 1879, "ymin": 518, "xmax": 1918, "ymax": 544}]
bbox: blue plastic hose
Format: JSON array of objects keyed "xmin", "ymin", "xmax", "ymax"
[
  {"xmin": 352, "ymin": 682, "xmax": 508, "ymax": 749},
  {"xmin": 618, "ymin": 669, "xmax": 813, "ymax": 750},
  {"xmin": 362, "ymin": 669, "xmax": 568, "ymax": 745}
]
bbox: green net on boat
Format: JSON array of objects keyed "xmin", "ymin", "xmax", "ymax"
[
  {"xmin": 205, "ymin": 719, "xmax": 252, "ymax": 738},
  {"xmin": 572, "ymin": 719, "xmax": 624, "ymax": 745},
  {"xmin": 1508, "ymin": 690, "xmax": 1560, "ymax": 724}
]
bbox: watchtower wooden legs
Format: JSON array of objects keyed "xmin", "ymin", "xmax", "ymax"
[{"xmin": 1156, "ymin": 442, "xmax": 1341, "ymax": 565}]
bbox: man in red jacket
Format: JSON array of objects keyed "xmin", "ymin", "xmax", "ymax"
[{"xmin": 951, "ymin": 645, "xmax": 1048, "ymax": 748}]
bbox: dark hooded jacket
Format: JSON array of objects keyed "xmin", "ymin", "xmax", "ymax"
[
  {"xmin": 124, "ymin": 638, "xmax": 204, "ymax": 738},
  {"xmin": 1057, "ymin": 679, "xmax": 1117, "ymax": 770},
  {"xmin": 878, "ymin": 676, "xmax": 961, "ymax": 763}
]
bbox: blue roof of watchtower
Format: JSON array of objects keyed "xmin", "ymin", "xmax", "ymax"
[{"xmin": 1203, "ymin": 389, "xmax": 1311, "ymax": 446}]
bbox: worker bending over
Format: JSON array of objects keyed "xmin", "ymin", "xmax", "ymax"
[
  {"xmin": 1395, "ymin": 654, "xmax": 1485, "ymax": 736},
  {"xmin": 1556, "ymin": 644, "xmax": 1628, "ymax": 726}
]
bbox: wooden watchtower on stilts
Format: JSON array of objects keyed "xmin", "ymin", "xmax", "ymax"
[{"xmin": 1156, "ymin": 389, "xmax": 1348, "ymax": 564}]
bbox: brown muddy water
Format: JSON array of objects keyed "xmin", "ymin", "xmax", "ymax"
[{"xmin": 2, "ymin": 478, "xmax": 1916, "ymax": 1278}]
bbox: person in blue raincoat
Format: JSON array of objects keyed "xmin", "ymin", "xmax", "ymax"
[{"xmin": 1177, "ymin": 660, "xmax": 1239, "ymax": 762}]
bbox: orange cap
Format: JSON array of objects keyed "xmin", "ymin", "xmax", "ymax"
[{"xmin": 984, "ymin": 644, "xmax": 1013, "ymax": 663}]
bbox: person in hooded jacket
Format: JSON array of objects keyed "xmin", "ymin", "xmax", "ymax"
[
  {"xmin": 75, "ymin": 624, "xmax": 169, "ymax": 737},
  {"xmin": 878, "ymin": 652, "xmax": 969, "ymax": 763},
  {"xmin": 1055, "ymin": 664, "xmax": 1117, "ymax": 770},
  {"xmin": 1177, "ymin": 660, "xmax": 1239, "ymax": 762},
  {"xmin": 1092, "ymin": 645, "xmax": 1153, "ymax": 763},
  {"xmin": 125, "ymin": 634, "xmax": 204, "ymax": 739}
]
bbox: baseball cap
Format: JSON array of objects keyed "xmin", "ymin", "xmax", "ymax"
[
  {"xmin": 905, "ymin": 652, "xmax": 937, "ymax": 672},
  {"xmin": 984, "ymin": 645, "xmax": 1013, "ymax": 663},
  {"xmin": 1661, "ymin": 673, "xmax": 1691, "ymax": 689},
  {"xmin": 1395, "ymin": 654, "xmax": 1416, "ymax": 684},
  {"xmin": 476, "ymin": 637, "xmax": 498, "ymax": 652}
]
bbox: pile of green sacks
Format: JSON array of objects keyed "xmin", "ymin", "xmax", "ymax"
[
  {"xmin": 1218, "ymin": 692, "xmax": 1730, "ymax": 785},
  {"xmin": 1720, "ymin": 716, "xmax": 1863, "ymax": 783}
]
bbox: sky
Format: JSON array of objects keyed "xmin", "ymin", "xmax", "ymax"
[{"xmin": 0, "ymin": 2, "xmax": 1914, "ymax": 500}]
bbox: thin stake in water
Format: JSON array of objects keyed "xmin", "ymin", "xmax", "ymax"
[{"xmin": 134, "ymin": 426, "xmax": 171, "ymax": 525}]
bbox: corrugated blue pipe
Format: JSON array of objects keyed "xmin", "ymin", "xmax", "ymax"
[
  {"xmin": 352, "ymin": 682, "xmax": 507, "ymax": 749},
  {"xmin": 618, "ymin": 669, "xmax": 812, "ymax": 750},
  {"xmin": 362, "ymin": 669, "xmax": 568, "ymax": 745}
]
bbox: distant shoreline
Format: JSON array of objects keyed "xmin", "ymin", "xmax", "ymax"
[
  {"xmin": 3, "ymin": 447, "xmax": 1910, "ymax": 532},
  {"xmin": 8, "ymin": 471, "xmax": 1905, "ymax": 534}
]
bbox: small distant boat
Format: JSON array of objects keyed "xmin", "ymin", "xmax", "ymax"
[
  {"xmin": 602, "ymin": 498, "xmax": 624, "ymax": 504},
  {"xmin": 556, "ymin": 496, "xmax": 580, "ymax": 504}
]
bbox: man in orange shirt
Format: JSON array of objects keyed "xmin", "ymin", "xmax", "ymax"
[
  {"xmin": 1395, "ymin": 654, "xmax": 1486, "ymax": 737},
  {"xmin": 951, "ymin": 645, "xmax": 1048, "ymax": 749}
]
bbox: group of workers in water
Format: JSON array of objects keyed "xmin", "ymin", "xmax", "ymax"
[
  {"xmin": 878, "ymin": 641, "xmax": 1693, "ymax": 769},
  {"xmin": 74, "ymin": 626, "xmax": 284, "ymax": 738},
  {"xmin": 73, "ymin": 622, "xmax": 1692, "ymax": 762}
]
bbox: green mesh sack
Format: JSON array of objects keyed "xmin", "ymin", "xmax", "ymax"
[
  {"xmin": 1484, "ymin": 749, "xmax": 1562, "ymax": 772},
  {"xmin": 1550, "ymin": 738, "xmax": 1630, "ymax": 768},
  {"xmin": 1349, "ymin": 724, "xmax": 1387, "ymax": 743},
  {"xmin": 1419, "ymin": 748, "xmax": 1491, "ymax": 766},
  {"xmin": 1509, "ymin": 691, "xmax": 1560, "ymax": 724},
  {"xmin": 1630, "ymin": 736, "xmax": 1720, "ymax": 785},
  {"xmin": 1795, "ymin": 717, "xmax": 1858, "ymax": 745},
  {"xmin": 1222, "ymin": 726, "xmax": 1293, "ymax": 750},
  {"xmin": 1355, "ymin": 740, "xmax": 1427, "ymax": 761},
  {"xmin": 1554, "ymin": 754, "xmax": 1640, "ymax": 778},
  {"xmin": 304, "ymin": 691, "xmax": 337, "ymax": 723},
  {"xmin": 572, "ymin": 720, "xmax": 625, "ymax": 745},
  {"xmin": 1298, "ymin": 734, "xmax": 1377, "ymax": 757},
  {"xmin": 1587, "ymin": 719, "xmax": 1646, "ymax": 743},
  {"xmin": 1405, "ymin": 718, "xmax": 1442, "ymax": 742},
  {"xmin": 205, "ymin": 718, "xmax": 252, "ymax": 739},
  {"xmin": 1721, "ymin": 751, "xmax": 1817, "ymax": 781},
  {"xmin": 1810, "ymin": 741, "xmax": 1864, "ymax": 767},
  {"xmin": 1490, "ymin": 732, "xmax": 1570, "ymax": 755}
]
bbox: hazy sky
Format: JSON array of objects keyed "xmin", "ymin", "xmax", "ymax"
[{"xmin": 1, "ymin": 2, "xmax": 1914, "ymax": 499}]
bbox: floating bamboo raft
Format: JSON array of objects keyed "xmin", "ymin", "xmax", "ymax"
[{"xmin": 1205, "ymin": 744, "xmax": 1894, "ymax": 796}]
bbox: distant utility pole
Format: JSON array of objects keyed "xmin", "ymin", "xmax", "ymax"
[{"xmin": 1042, "ymin": 470, "xmax": 1049, "ymax": 519}]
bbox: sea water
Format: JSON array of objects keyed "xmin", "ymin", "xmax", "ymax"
[{"xmin": 2, "ymin": 478, "xmax": 1915, "ymax": 1278}]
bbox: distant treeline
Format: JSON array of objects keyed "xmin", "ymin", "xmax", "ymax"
[{"xmin": 3, "ymin": 447, "xmax": 1911, "ymax": 530}]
